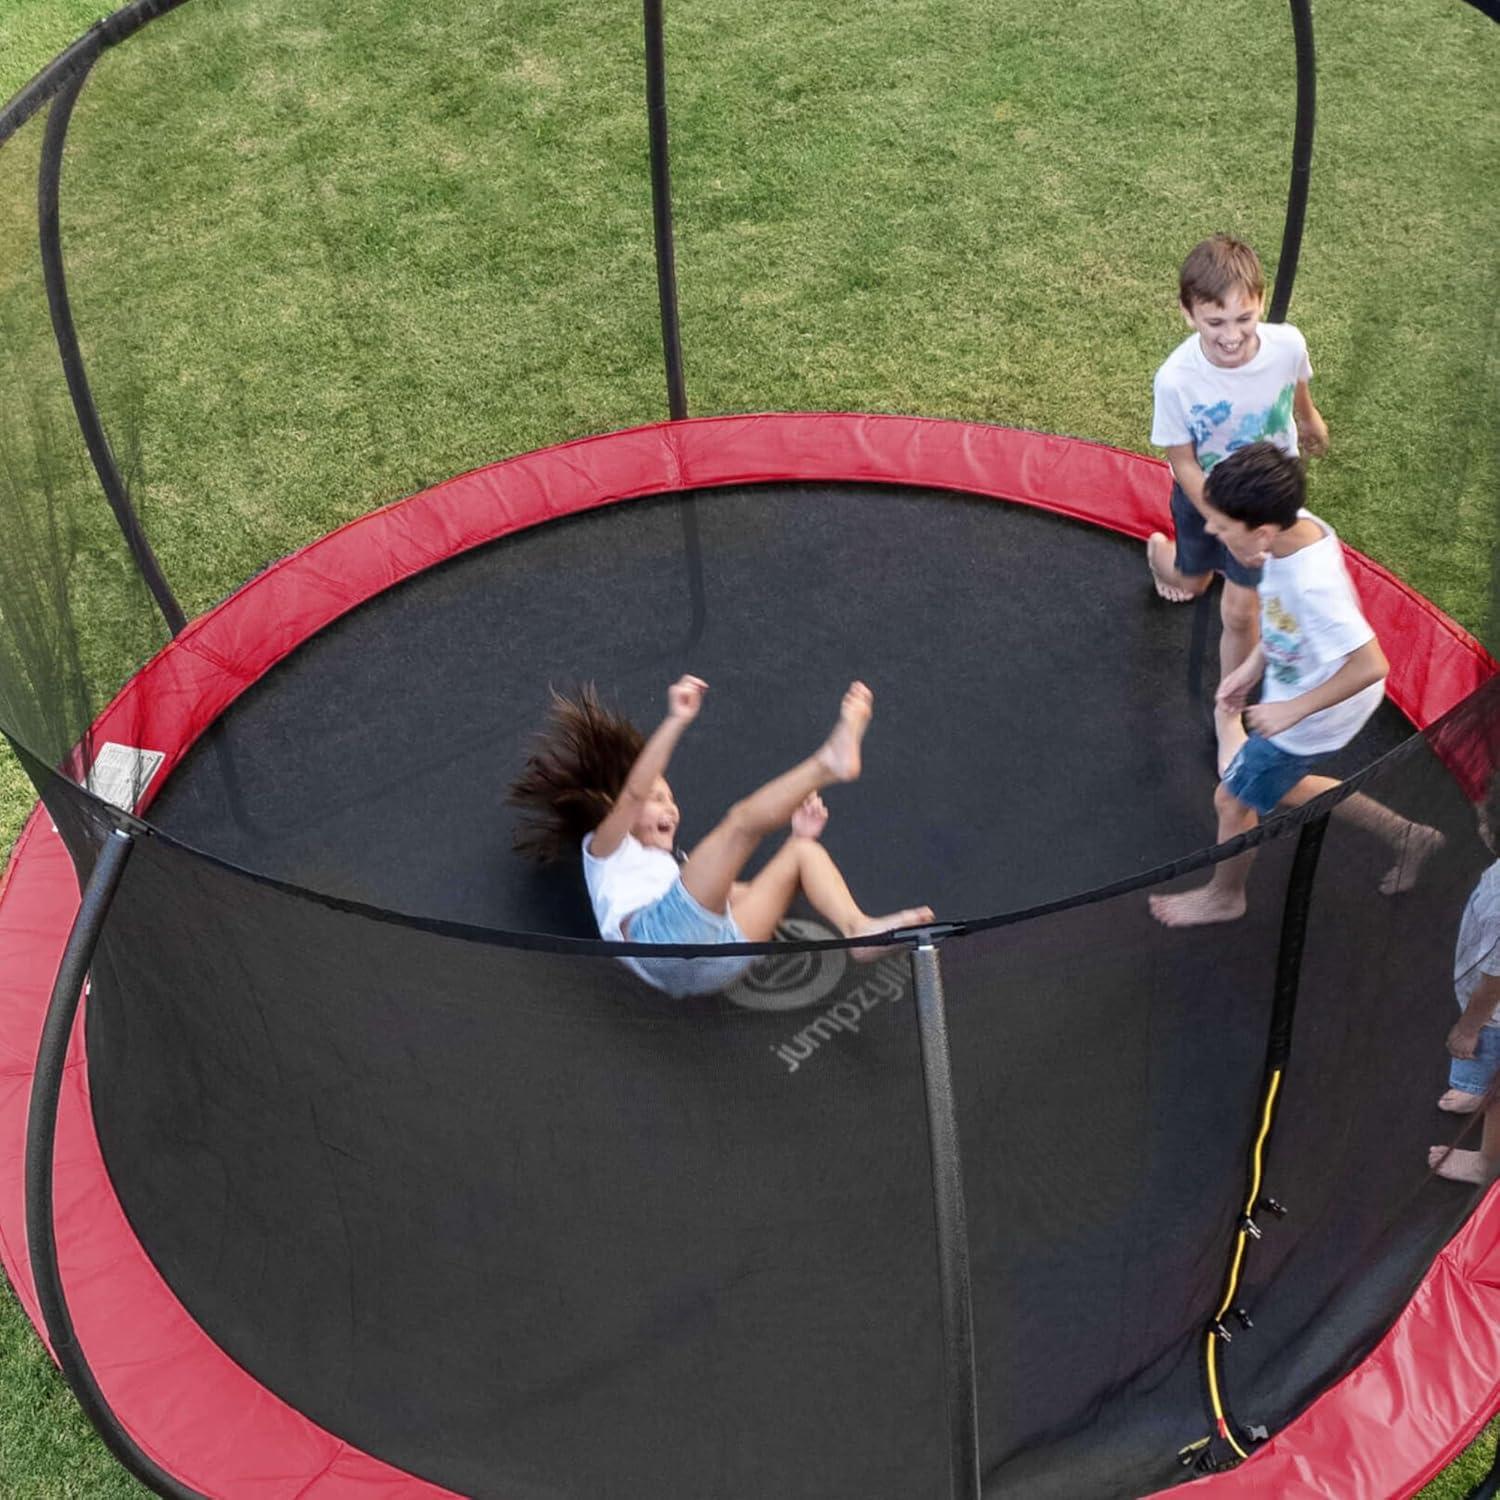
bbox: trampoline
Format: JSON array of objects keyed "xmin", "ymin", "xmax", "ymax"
[{"xmin": 2, "ymin": 4, "xmax": 1499, "ymax": 1500}]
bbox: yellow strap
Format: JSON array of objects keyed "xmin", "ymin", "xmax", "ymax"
[{"xmin": 1204, "ymin": 1068, "xmax": 1284, "ymax": 1463}]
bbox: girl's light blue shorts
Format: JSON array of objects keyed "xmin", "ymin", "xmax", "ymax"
[{"xmin": 621, "ymin": 876, "xmax": 756, "ymax": 998}]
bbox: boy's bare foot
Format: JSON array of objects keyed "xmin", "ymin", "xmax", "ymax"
[
  {"xmin": 1379, "ymin": 825, "xmax": 1445, "ymax": 896},
  {"xmin": 817, "ymin": 681, "xmax": 873, "ymax": 782},
  {"xmin": 847, "ymin": 905, "xmax": 935, "ymax": 962},
  {"xmin": 791, "ymin": 793, "xmax": 828, "ymax": 840},
  {"xmin": 1147, "ymin": 533, "xmax": 1197, "ymax": 603},
  {"xmin": 1428, "ymin": 1145, "xmax": 1500, "ymax": 1186},
  {"xmin": 1149, "ymin": 886, "xmax": 1247, "ymax": 927},
  {"xmin": 1438, "ymin": 1088, "xmax": 1485, "ymax": 1114}
]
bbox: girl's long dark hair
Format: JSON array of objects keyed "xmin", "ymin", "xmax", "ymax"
[{"xmin": 507, "ymin": 684, "xmax": 644, "ymax": 863}]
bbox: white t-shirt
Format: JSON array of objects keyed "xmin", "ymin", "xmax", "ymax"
[
  {"xmin": 1455, "ymin": 861, "xmax": 1500, "ymax": 1027},
  {"xmin": 581, "ymin": 831, "xmax": 679, "ymax": 940},
  {"xmin": 1258, "ymin": 512, "xmax": 1384, "ymax": 756},
  {"xmin": 1151, "ymin": 322, "xmax": 1313, "ymax": 469}
]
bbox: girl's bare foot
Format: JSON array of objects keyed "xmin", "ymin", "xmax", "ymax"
[
  {"xmin": 817, "ymin": 681, "xmax": 873, "ymax": 782},
  {"xmin": 1438, "ymin": 1088, "xmax": 1485, "ymax": 1114},
  {"xmin": 847, "ymin": 905, "xmax": 935, "ymax": 962},
  {"xmin": 1149, "ymin": 885, "xmax": 1247, "ymax": 927},
  {"xmin": 1147, "ymin": 533, "xmax": 1197, "ymax": 603},
  {"xmin": 791, "ymin": 792, "xmax": 828, "ymax": 841},
  {"xmin": 1428, "ymin": 1145, "xmax": 1500, "ymax": 1186},
  {"xmin": 1379, "ymin": 825, "xmax": 1445, "ymax": 896}
]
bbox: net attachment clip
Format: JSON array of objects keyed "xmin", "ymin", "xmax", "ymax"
[
  {"xmin": 1233, "ymin": 1307, "xmax": 1254, "ymax": 1331},
  {"xmin": 1210, "ymin": 1319, "xmax": 1234, "ymax": 1343},
  {"xmin": 1177, "ymin": 1437, "xmax": 1211, "ymax": 1467},
  {"xmin": 1257, "ymin": 1195, "xmax": 1288, "ymax": 1218},
  {"xmin": 889, "ymin": 920, "xmax": 966, "ymax": 947},
  {"xmin": 1240, "ymin": 1214, "xmax": 1262, "ymax": 1241}
]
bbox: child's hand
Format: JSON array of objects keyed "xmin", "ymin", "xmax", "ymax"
[
  {"xmin": 667, "ymin": 675, "xmax": 707, "ymax": 722},
  {"xmin": 1216, "ymin": 661, "xmax": 1261, "ymax": 714},
  {"xmin": 1297, "ymin": 411, "xmax": 1330, "ymax": 457},
  {"xmin": 1244, "ymin": 699, "xmax": 1304, "ymax": 738},
  {"xmin": 791, "ymin": 792, "xmax": 829, "ymax": 840},
  {"xmin": 1448, "ymin": 1019, "xmax": 1484, "ymax": 1060}
]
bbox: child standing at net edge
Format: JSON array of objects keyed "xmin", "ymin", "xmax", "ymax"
[
  {"xmin": 1150, "ymin": 443, "xmax": 1442, "ymax": 928},
  {"xmin": 1145, "ymin": 235, "xmax": 1329, "ymax": 773}
]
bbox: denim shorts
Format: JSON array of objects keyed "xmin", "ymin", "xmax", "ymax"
[
  {"xmin": 621, "ymin": 876, "xmax": 756, "ymax": 998},
  {"xmin": 1448, "ymin": 1019, "xmax": 1500, "ymax": 1097},
  {"xmin": 1171, "ymin": 483, "xmax": 1263, "ymax": 589},
  {"xmin": 1221, "ymin": 734, "xmax": 1325, "ymax": 817}
]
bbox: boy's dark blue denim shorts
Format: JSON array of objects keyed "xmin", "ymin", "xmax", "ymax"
[
  {"xmin": 1222, "ymin": 733, "xmax": 1325, "ymax": 816},
  {"xmin": 1171, "ymin": 483, "xmax": 1263, "ymax": 589}
]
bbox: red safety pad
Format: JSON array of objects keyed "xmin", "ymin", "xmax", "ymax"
[
  {"xmin": 2, "ymin": 415, "xmax": 1495, "ymax": 1496},
  {"xmin": 0, "ymin": 813, "xmax": 463, "ymax": 1496}
]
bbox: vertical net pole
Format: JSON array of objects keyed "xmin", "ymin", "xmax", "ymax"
[
  {"xmin": 641, "ymin": 0, "xmax": 705, "ymax": 650},
  {"xmin": 909, "ymin": 939, "xmax": 981, "ymax": 1500},
  {"xmin": 24, "ymin": 827, "xmax": 206, "ymax": 1499},
  {"xmin": 1268, "ymin": 0, "xmax": 1316, "ymax": 323},
  {"xmin": 1201, "ymin": 811, "xmax": 1329, "ymax": 1463},
  {"xmin": 643, "ymin": 0, "xmax": 687, "ymax": 421}
]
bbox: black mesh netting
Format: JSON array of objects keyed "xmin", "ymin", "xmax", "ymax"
[
  {"xmin": 20, "ymin": 675, "xmax": 1487, "ymax": 1499},
  {"xmin": 1, "ymin": 0, "xmax": 1497, "ymax": 1496}
]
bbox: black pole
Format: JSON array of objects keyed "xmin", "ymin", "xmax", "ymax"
[
  {"xmin": 1201, "ymin": 812, "xmax": 1329, "ymax": 1458},
  {"xmin": 641, "ymin": 0, "xmax": 706, "ymax": 653},
  {"xmin": 643, "ymin": 0, "xmax": 687, "ymax": 420},
  {"xmin": 0, "ymin": 0, "xmax": 194, "ymax": 148},
  {"xmin": 909, "ymin": 939, "xmax": 982, "ymax": 1500},
  {"xmin": 24, "ymin": 828, "xmax": 207, "ymax": 1500},
  {"xmin": 38, "ymin": 66, "xmax": 188, "ymax": 637},
  {"xmin": 1268, "ymin": 0, "xmax": 1316, "ymax": 323}
]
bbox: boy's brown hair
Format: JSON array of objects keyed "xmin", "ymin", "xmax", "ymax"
[{"xmin": 1179, "ymin": 234, "xmax": 1265, "ymax": 310}]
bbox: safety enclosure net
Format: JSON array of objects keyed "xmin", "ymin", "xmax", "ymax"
[{"xmin": 0, "ymin": 1, "xmax": 1497, "ymax": 1497}]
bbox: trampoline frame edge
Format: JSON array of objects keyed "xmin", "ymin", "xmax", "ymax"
[{"xmin": 0, "ymin": 414, "xmax": 1496, "ymax": 1499}]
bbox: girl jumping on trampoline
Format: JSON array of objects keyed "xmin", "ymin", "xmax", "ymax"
[{"xmin": 508, "ymin": 676, "xmax": 932, "ymax": 997}]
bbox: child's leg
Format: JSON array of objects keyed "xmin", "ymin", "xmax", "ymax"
[
  {"xmin": 1218, "ymin": 581, "xmax": 1260, "ymax": 679},
  {"xmin": 1279, "ymin": 775, "xmax": 1444, "ymax": 894},
  {"xmin": 1147, "ymin": 485, "xmax": 1218, "ymax": 603},
  {"xmin": 1149, "ymin": 782, "xmax": 1259, "ymax": 926},
  {"xmin": 679, "ymin": 683, "xmax": 870, "ymax": 916},
  {"xmin": 731, "ymin": 834, "xmax": 933, "ymax": 954},
  {"xmin": 1429, "ymin": 1094, "xmax": 1500, "ymax": 1186},
  {"xmin": 1213, "ymin": 583, "xmax": 1259, "ymax": 772},
  {"xmin": 1146, "ymin": 533, "xmax": 1212, "ymax": 603}
]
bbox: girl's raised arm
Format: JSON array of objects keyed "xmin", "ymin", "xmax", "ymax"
[{"xmin": 588, "ymin": 676, "xmax": 706, "ymax": 858}]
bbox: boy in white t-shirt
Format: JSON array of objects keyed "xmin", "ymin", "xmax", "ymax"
[
  {"xmin": 1150, "ymin": 443, "xmax": 1442, "ymax": 928},
  {"xmin": 1146, "ymin": 235, "xmax": 1329, "ymax": 772}
]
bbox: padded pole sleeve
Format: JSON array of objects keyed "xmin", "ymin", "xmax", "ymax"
[{"xmin": 910, "ymin": 941, "xmax": 982, "ymax": 1500}]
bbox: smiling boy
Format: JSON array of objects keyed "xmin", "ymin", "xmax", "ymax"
[
  {"xmin": 1146, "ymin": 235, "xmax": 1329, "ymax": 771},
  {"xmin": 1150, "ymin": 443, "xmax": 1442, "ymax": 928}
]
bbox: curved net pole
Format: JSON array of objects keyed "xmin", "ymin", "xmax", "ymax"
[
  {"xmin": 25, "ymin": 827, "xmax": 208, "ymax": 1500},
  {"xmin": 38, "ymin": 66, "xmax": 187, "ymax": 637},
  {"xmin": 0, "ymin": 0, "xmax": 193, "ymax": 148},
  {"xmin": 1267, "ymin": 0, "xmax": 1316, "ymax": 323}
]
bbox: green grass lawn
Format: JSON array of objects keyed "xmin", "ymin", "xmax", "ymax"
[{"xmin": 1, "ymin": 0, "xmax": 1497, "ymax": 1494}]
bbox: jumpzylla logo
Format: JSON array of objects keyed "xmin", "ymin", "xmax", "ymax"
[
  {"xmin": 724, "ymin": 917, "xmax": 848, "ymax": 1012},
  {"xmin": 725, "ymin": 919, "xmax": 911, "ymax": 1075}
]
